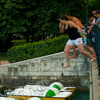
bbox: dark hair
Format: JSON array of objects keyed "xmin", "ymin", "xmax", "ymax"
[
  {"xmin": 65, "ymin": 11, "xmax": 71, "ymax": 16},
  {"xmin": 60, "ymin": 14, "xmax": 69, "ymax": 20},
  {"xmin": 96, "ymin": 10, "xmax": 100, "ymax": 14},
  {"xmin": 90, "ymin": 20, "xmax": 93, "ymax": 22}
]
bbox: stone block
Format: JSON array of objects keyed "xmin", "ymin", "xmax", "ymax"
[
  {"xmin": 56, "ymin": 67, "xmax": 63, "ymax": 71},
  {"xmin": 52, "ymin": 72, "xmax": 61, "ymax": 76},
  {"xmin": 22, "ymin": 72, "xmax": 30, "ymax": 76},
  {"xmin": 79, "ymin": 71, "xmax": 88, "ymax": 76},
  {"xmin": 62, "ymin": 71, "xmax": 71, "ymax": 76},
  {"xmin": 43, "ymin": 72, "xmax": 53, "ymax": 76},
  {"xmin": 29, "ymin": 72, "xmax": 37, "ymax": 76},
  {"xmin": 50, "ymin": 62, "xmax": 58, "ymax": 67},
  {"xmin": 18, "ymin": 72, "xmax": 23, "ymax": 76}
]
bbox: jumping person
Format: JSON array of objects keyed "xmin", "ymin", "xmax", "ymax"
[
  {"xmin": 65, "ymin": 11, "xmax": 84, "ymax": 29},
  {"xmin": 65, "ymin": 11, "xmax": 95, "ymax": 58},
  {"xmin": 59, "ymin": 14, "xmax": 95, "ymax": 68}
]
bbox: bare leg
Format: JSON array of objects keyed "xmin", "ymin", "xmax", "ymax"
[
  {"xmin": 84, "ymin": 46, "xmax": 96, "ymax": 57},
  {"xmin": 77, "ymin": 44, "xmax": 95, "ymax": 62},
  {"xmin": 69, "ymin": 46, "xmax": 77, "ymax": 58},
  {"xmin": 62, "ymin": 44, "xmax": 73, "ymax": 68}
]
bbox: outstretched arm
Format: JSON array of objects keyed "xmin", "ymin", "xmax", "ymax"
[
  {"xmin": 73, "ymin": 17, "xmax": 84, "ymax": 29},
  {"xmin": 70, "ymin": 21, "xmax": 81, "ymax": 32}
]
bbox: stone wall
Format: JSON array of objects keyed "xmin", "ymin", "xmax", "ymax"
[{"xmin": 0, "ymin": 51, "xmax": 90, "ymax": 89}]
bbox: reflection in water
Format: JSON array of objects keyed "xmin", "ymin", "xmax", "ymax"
[{"xmin": 66, "ymin": 90, "xmax": 89, "ymax": 100}]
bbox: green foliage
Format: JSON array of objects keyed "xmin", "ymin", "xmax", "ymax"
[
  {"xmin": 95, "ymin": 0, "xmax": 100, "ymax": 9},
  {"xmin": 0, "ymin": 53, "xmax": 8, "ymax": 60},
  {"xmin": 0, "ymin": 0, "xmax": 98, "ymax": 52},
  {"xmin": 12, "ymin": 39, "xmax": 31, "ymax": 46},
  {"xmin": 0, "ymin": 0, "xmax": 37, "ymax": 41},
  {"xmin": 89, "ymin": 0, "xmax": 100, "ymax": 13},
  {"xmin": 66, "ymin": 0, "xmax": 86, "ymax": 24},
  {"xmin": 7, "ymin": 35, "xmax": 68, "ymax": 63},
  {"xmin": 0, "ymin": 0, "xmax": 86, "ymax": 41}
]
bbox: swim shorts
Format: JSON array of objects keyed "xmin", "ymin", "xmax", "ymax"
[
  {"xmin": 67, "ymin": 38, "xmax": 83, "ymax": 46},
  {"xmin": 80, "ymin": 31, "xmax": 87, "ymax": 46}
]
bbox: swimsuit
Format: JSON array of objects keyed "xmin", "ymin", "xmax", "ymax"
[
  {"xmin": 64, "ymin": 24, "xmax": 83, "ymax": 46},
  {"xmin": 64, "ymin": 24, "xmax": 81, "ymax": 40}
]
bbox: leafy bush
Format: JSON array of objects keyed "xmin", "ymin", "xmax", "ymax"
[
  {"xmin": 12, "ymin": 39, "xmax": 31, "ymax": 46},
  {"xmin": 7, "ymin": 35, "xmax": 69, "ymax": 63},
  {"xmin": 0, "ymin": 53, "xmax": 8, "ymax": 60}
]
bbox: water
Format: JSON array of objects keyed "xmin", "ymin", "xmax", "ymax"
[{"xmin": 66, "ymin": 90, "xmax": 89, "ymax": 100}]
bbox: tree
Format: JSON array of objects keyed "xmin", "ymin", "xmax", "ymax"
[
  {"xmin": 0, "ymin": 0, "xmax": 37, "ymax": 51},
  {"xmin": 0, "ymin": 0, "xmax": 97, "ymax": 52},
  {"xmin": 95, "ymin": 0, "xmax": 100, "ymax": 10}
]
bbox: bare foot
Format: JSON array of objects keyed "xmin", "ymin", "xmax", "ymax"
[
  {"xmin": 90, "ymin": 58, "xmax": 95, "ymax": 62},
  {"xmin": 62, "ymin": 65, "xmax": 70, "ymax": 68},
  {"xmin": 69, "ymin": 55, "xmax": 77, "ymax": 58}
]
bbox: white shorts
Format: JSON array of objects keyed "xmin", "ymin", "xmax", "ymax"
[{"xmin": 67, "ymin": 38, "xmax": 83, "ymax": 46}]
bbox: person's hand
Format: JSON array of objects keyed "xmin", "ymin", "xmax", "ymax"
[
  {"xmin": 59, "ymin": 22, "xmax": 62, "ymax": 28},
  {"xmin": 91, "ymin": 23, "xmax": 97, "ymax": 26},
  {"xmin": 79, "ymin": 30, "xmax": 84, "ymax": 33}
]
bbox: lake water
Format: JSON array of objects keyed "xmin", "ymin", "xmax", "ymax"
[{"xmin": 67, "ymin": 90, "xmax": 89, "ymax": 100}]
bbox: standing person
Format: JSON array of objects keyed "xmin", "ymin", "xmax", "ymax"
[
  {"xmin": 59, "ymin": 14, "xmax": 95, "ymax": 68},
  {"xmin": 65, "ymin": 11, "xmax": 95, "ymax": 57},
  {"xmin": 91, "ymin": 10, "xmax": 100, "ymax": 25},
  {"xmin": 92, "ymin": 10, "xmax": 97, "ymax": 23},
  {"xmin": 87, "ymin": 16, "xmax": 95, "ymax": 33}
]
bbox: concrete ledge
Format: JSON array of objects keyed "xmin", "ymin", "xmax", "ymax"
[
  {"xmin": 91, "ymin": 61, "xmax": 100, "ymax": 100},
  {"xmin": 0, "ymin": 50, "xmax": 90, "ymax": 88}
]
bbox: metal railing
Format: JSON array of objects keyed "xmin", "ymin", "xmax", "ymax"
[{"xmin": 88, "ymin": 24, "xmax": 100, "ymax": 78}]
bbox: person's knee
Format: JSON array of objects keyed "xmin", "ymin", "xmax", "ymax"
[{"xmin": 64, "ymin": 49, "xmax": 69, "ymax": 54}]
